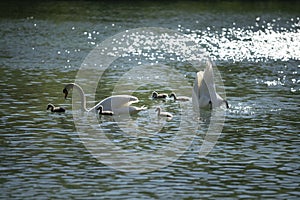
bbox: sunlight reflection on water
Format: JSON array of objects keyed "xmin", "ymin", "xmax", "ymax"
[
  {"xmin": 178, "ymin": 17, "xmax": 300, "ymax": 62},
  {"xmin": 1, "ymin": 1, "xmax": 299, "ymax": 199}
]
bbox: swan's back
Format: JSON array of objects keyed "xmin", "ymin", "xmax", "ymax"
[{"xmin": 96, "ymin": 95, "xmax": 139, "ymax": 111}]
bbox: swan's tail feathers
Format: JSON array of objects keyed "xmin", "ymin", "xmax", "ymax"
[
  {"xmin": 127, "ymin": 96, "xmax": 139, "ymax": 106},
  {"xmin": 129, "ymin": 96, "xmax": 139, "ymax": 102},
  {"xmin": 140, "ymin": 105, "xmax": 147, "ymax": 110},
  {"xmin": 133, "ymin": 105, "xmax": 147, "ymax": 114}
]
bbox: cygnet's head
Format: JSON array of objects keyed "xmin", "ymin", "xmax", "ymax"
[
  {"xmin": 97, "ymin": 105, "xmax": 103, "ymax": 111},
  {"xmin": 169, "ymin": 92, "xmax": 176, "ymax": 98},
  {"xmin": 47, "ymin": 103, "xmax": 54, "ymax": 110},
  {"xmin": 152, "ymin": 91, "xmax": 158, "ymax": 98}
]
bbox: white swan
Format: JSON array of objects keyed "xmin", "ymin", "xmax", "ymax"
[
  {"xmin": 63, "ymin": 83, "xmax": 146, "ymax": 114},
  {"xmin": 47, "ymin": 103, "xmax": 65, "ymax": 112},
  {"xmin": 193, "ymin": 62, "xmax": 229, "ymax": 109},
  {"xmin": 155, "ymin": 106, "xmax": 173, "ymax": 118},
  {"xmin": 169, "ymin": 92, "xmax": 190, "ymax": 102}
]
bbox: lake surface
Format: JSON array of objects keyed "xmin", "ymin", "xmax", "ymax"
[{"xmin": 1, "ymin": 1, "xmax": 299, "ymax": 199}]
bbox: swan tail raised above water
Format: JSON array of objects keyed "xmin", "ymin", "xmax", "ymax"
[
  {"xmin": 193, "ymin": 63, "xmax": 228, "ymax": 109},
  {"xmin": 193, "ymin": 70, "xmax": 210, "ymax": 108}
]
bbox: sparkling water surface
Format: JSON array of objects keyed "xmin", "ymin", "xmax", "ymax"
[{"xmin": 0, "ymin": 1, "xmax": 299, "ymax": 199}]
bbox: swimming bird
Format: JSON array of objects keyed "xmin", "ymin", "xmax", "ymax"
[
  {"xmin": 155, "ymin": 107, "xmax": 173, "ymax": 118},
  {"xmin": 152, "ymin": 91, "xmax": 168, "ymax": 99},
  {"xmin": 63, "ymin": 83, "xmax": 146, "ymax": 114},
  {"xmin": 97, "ymin": 105, "xmax": 113, "ymax": 116},
  {"xmin": 193, "ymin": 62, "xmax": 229, "ymax": 109},
  {"xmin": 47, "ymin": 103, "xmax": 65, "ymax": 112},
  {"xmin": 169, "ymin": 92, "xmax": 190, "ymax": 102}
]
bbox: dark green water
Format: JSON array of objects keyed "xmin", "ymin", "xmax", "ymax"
[{"xmin": 1, "ymin": 1, "xmax": 299, "ymax": 199}]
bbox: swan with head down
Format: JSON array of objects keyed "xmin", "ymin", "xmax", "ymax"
[
  {"xmin": 63, "ymin": 83, "xmax": 146, "ymax": 115},
  {"xmin": 193, "ymin": 62, "xmax": 229, "ymax": 109}
]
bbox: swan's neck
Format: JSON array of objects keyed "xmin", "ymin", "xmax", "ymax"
[
  {"xmin": 47, "ymin": 104, "xmax": 54, "ymax": 111},
  {"xmin": 70, "ymin": 83, "xmax": 88, "ymax": 112}
]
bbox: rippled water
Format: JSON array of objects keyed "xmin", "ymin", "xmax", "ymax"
[{"xmin": 1, "ymin": 1, "xmax": 299, "ymax": 199}]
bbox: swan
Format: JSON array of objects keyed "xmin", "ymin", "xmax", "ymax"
[
  {"xmin": 193, "ymin": 62, "xmax": 229, "ymax": 109},
  {"xmin": 152, "ymin": 91, "xmax": 168, "ymax": 99},
  {"xmin": 47, "ymin": 103, "xmax": 65, "ymax": 112},
  {"xmin": 169, "ymin": 92, "xmax": 190, "ymax": 102},
  {"xmin": 97, "ymin": 105, "xmax": 113, "ymax": 116},
  {"xmin": 63, "ymin": 83, "xmax": 146, "ymax": 114},
  {"xmin": 155, "ymin": 107, "xmax": 173, "ymax": 118}
]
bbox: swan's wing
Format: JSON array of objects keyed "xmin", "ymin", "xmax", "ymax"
[
  {"xmin": 194, "ymin": 70, "xmax": 211, "ymax": 97},
  {"xmin": 96, "ymin": 95, "xmax": 139, "ymax": 111},
  {"xmin": 204, "ymin": 63, "xmax": 221, "ymax": 104},
  {"xmin": 110, "ymin": 105, "xmax": 146, "ymax": 115},
  {"xmin": 193, "ymin": 71, "xmax": 208, "ymax": 108},
  {"xmin": 203, "ymin": 62, "xmax": 216, "ymax": 89},
  {"xmin": 193, "ymin": 71, "xmax": 202, "ymax": 99},
  {"xmin": 193, "ymin": 71, "xmax": 203, "ymax": 108}
]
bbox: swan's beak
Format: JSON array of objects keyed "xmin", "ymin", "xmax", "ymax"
[
  {"xmin": 63, "ymin": 88, "xmax": 68, "ymax": 99},
  {"xmin": 224, "ymin": 100, "xmax": 229, "ymax": 109}
]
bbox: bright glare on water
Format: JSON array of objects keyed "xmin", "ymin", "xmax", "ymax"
[{"xmin": 0, "ymin": 1, "xmax": 299, "ymax": 199}]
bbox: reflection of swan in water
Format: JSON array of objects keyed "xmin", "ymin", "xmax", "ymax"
[
  {"xmin": 63, "ymin": 83, "xmax": 146, "ymax": 114},
  {"xmin": 169, "ymin": 92, "xmax": 190, "ymax": 102},
  {"xmin": 193, "ymin": 62, "xmax": 229, "ymax": 109},
  {"xmin": 97, "ymin": 105, "xmax": 113, "ymax": 116},
  {"xmin": 152, "ymin": 91, "xmax": 168, "ymax": 99},
  {"xmin": 47, "ymin": 103, "xmax": 65, "ymax": 112},
  {"xmin": 155, "ymin": 106, "xmax": 173, "ymax": 118}
]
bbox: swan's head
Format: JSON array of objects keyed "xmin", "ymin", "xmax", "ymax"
[
  {"xmin": 63, "ymin": 88, "xmax": 69, "ymax": 99},
  {"xmin": 152, "ymin": 91, "xmax": 158, "ymax": 98},
  {"xmin": 47, "ymin": 103, "xmax": 54, "ymax": 110}
]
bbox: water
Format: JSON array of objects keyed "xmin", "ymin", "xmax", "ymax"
[{"xmin": 1, "ymin": 1, "xmax": 299, "ymax": 199}]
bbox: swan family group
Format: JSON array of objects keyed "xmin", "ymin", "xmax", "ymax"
[{"xmin": 47, "ymin": 63, "xmax": 229, "ymax": 119}]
